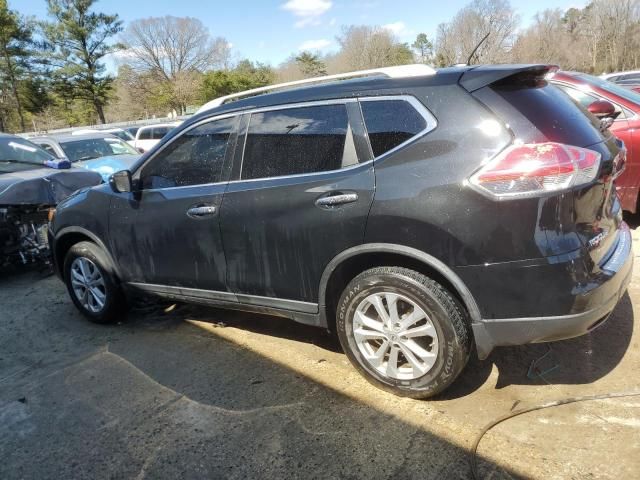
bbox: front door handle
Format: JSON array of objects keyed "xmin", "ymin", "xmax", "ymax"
[
  {"xmin": 315, "ymin": 192, "xmax": 359, "ymax": 208},
  {"xmin": 187, "ymin": 205, "xmax": 217, "ymax": 218}
]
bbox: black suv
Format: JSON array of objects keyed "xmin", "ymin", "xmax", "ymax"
[{"xmin": 50, "ymin": 64, "xmax": 632, "ymax": 398}]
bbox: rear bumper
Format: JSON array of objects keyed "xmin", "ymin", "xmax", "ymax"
[{"xmin": 471, "ymin": 223, "xmax": 633, "ymax": 359}]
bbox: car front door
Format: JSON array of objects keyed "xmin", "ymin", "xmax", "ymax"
[
  {"xmin": 108, "ymin": 115, "xmax": 238, "ymax": 291},
  {"xmin": 220, "ymin": 101, "xmax": 374, "ymax": 308}
]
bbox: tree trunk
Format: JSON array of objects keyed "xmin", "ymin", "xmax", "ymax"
[
  {"xmin": 94, "ymin": 100, "xmax": 106, "ymax": 124},
  {"xmin": 2, "ymin": 48, "xmax": 25, "ymax": 132}
]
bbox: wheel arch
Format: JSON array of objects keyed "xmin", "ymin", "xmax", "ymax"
[
  {"xmin": 54, "ymin": 227, "xmax": 121, "ymax": 281},
  {"xmin": 318, "ymin": 243, "xmax": 481, "ymax": 331}
]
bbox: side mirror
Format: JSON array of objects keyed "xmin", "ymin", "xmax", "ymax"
[
  {"xmin": 588, "ymin": 100, "xmax": 616, "ymax": 119},
  {"xmin": 109, "ymin": 170, "xmax": 133, "ymax": 193}
]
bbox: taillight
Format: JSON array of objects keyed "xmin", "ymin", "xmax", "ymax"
[{"xmin": 469, "ymin": 142, "xmax": 601, "ymax": 199}]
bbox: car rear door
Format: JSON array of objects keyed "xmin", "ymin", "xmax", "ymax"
[
  {"xmin": 219, "ymin": 100, "xmax": 374, "ymax": 307},
  {"xmin": 108, "ymin": 115, "xmax": 238, "ymax": 291}
]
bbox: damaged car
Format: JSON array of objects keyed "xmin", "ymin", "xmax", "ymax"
[{"xmin": 0, "ymin": 134, "xmax": 102, "ymax": 269}]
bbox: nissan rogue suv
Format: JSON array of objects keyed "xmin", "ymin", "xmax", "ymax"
[{"xmin": 49, "ymin": 64, "xmax": 632, "ymax": 398}]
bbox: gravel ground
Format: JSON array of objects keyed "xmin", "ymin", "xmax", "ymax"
[{"xmin": 1, "ymin": 218, "xmax": 640, "ymax": 479}]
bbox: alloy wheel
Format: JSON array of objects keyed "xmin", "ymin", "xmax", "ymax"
[
  {"xmin": 353, "ymin": 292, "xmax": 439, "ymax": 380},
  {"xmin": 70, "ymin": 257, "xmax": 107, "ymax": 313}
]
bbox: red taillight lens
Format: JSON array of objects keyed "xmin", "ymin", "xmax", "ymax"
[{"xmin": 469, "ymin": 142, "xmax": 601, "ymax": 199}]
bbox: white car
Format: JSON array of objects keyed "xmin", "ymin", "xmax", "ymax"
[
  {"xmin": 73, "ymin": 128, "xmax": 136, "ymax": 147},
  {"xmin": 600, "ymin": 70, "xmax": 640, "ymax": 92},
  {"xmin": 133, "ymin": 124, "xmax": 175, "ymax": 153}
]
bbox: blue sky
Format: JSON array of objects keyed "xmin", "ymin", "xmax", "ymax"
[{"xmin": 17, "ymin": 0, "xmax": 585, "ymax": 69}]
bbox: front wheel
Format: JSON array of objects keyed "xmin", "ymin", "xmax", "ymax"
[
  {"xmin": 63, "ymin": 241, "xmax": 127, "ymax": 324},
  {"xmin": 336, "ymin": 267, "xmax": 471, "ymax": 398}
]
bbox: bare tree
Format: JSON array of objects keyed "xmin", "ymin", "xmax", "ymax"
[
  {"xmin": 510, "ymin": 0, "xmax": 640, "ymax": 74},
  {"xmin": 435, "ymin": 0, "xmax": 519, "ymax": 65},
  {"xmin": 334, "ymin": 25, "xmax": 413, "ymax": 70},
  {"xmin": 121, "ymin": 16, "xmax": 230, "ymax": 112}
]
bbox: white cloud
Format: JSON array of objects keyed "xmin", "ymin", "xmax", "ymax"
[
  {"xmin": 383, "ymin": 21, "xmax": 409, "ymax": 36},
  {"xmin": 298, "ymin": 39, "xmax": 332, "ymax": 51},
  {"xmin": 282, "ymin": 0, "xmax": 332, "ymax": 28}
]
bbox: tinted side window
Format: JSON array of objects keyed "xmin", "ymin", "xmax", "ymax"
[
  {"xmin": 241, "ymin": 104, "xmax": 355, "ymax": 180},
  {"xmin": 140, "ymin": 117, "xmax": 236, "ymax": 189},
  {"xmin": 360, "ymin": 99, "xmax": 427, "ymax": 157},
  {"xmin": 153, "ymin": 127, "xmax": 170, "ymax": 139},
  {"xmin": 138, "ymin": 128, "xmax": 153, "ymax": 140},
  {"xmin": 490, "ymin": 81, "xmax": 605, "ymax": 147}
]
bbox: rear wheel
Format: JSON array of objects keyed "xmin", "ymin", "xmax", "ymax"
[
  {"xmin": 63, "ymin": 241, "xmax": 126, "ymax": 323},
  {"xmin": 336, "ymin": 267, "xmax": 471, "ymax": 398}
]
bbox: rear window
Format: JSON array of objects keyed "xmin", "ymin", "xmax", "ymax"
[
  {"xmin": 483, "ymin": 80, "xmax": 605, "ymax": 147},
  {"xmin": 360, "ymin": 99, "xmax": 427, "ymax": 157}
]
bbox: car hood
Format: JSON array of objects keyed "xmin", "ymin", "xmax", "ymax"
[
  {"xmin": 0, "ymin": 167, "xmax": 103, "ymax": 206},
  {"xmin": 76, "ymin": 154, "xmax": 140, "ymax": 181}
]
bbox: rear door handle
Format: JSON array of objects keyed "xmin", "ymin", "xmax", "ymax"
[
  {"xmin": 315, "ymin": 192, "xmax": 359, "ymax": 208},
  {"xmin": 187, "ymin": 205, "xmax": 217, "ymax": 218}
]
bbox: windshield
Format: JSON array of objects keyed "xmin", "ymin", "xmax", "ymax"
[
  {"xmin": 578, "ymin": 72, "xmax": 640, "ymax": 105},
  {"xmin": 107, "ymin": 130, "xmax": 135, "ymax": 141},
  {"xmin": 0, "ymin": 137, "xmax": 54, "ymax": 174},
  {"xmin": 60, "ymin": 136, "xmax": 139, "ymax": 162}
]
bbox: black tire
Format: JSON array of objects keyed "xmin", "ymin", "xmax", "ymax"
[
  {"xmin": 63, "ymin": 241, "xmax": 127, "ymax": 324},
  {"xmin": 336, "ymin": 267, "xmax": 471, "ymax": 399}
]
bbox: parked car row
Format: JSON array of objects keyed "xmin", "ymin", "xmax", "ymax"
[
  {"xmin": 46, "ymin": 63, "xmax": 632, "ymax": 399},
  {"xmin": 601, "ymin": 70, "xmax": 640, "ymax": 93},
  {"xmin": 0, "ymin": 134, "xmax": 102, "ymax": 268},
  {"xmin": 30, "ymin": 132, "xmax": 140, "ymax": 181}
]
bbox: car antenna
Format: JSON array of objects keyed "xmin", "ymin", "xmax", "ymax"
[{"xmin": 466, "ymin": 32, "xmax": 490, "ymax": 65}]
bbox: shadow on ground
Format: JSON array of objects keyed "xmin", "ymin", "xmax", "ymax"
[{"xmin": 0, "ymin": 273, "xmax": 523, "ymax": 480}]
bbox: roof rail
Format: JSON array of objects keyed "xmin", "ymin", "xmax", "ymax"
[{"xmin": 196, "ymin": 64, "xmax": 437, "ymax": 113}]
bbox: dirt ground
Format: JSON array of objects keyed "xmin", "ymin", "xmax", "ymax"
[{"xmin": 1, "ymin": 220, "xmax": 640, "ymax": 479}]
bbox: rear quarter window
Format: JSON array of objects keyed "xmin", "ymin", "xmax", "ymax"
[
  {"xmin": 485, "ymin": 80, "xmax": 605, "ymax": 147},
  {"xmin": 360, "ymin": 99, "xmax": 427, "ymax": 157}
]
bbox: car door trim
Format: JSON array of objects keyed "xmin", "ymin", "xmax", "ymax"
[{"xmin": 127, "ymin": 282, "xmax": 319, "ymax": 314}]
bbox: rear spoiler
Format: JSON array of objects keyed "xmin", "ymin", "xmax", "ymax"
[{"xmin": 459, "ymin": 64, "xmax": 559, "ymax": 92}]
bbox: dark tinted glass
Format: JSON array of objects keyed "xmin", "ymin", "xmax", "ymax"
[
  {"xmin": 360, "ymin": 100, "xmax": 427, "ymax": 157},
  {"xmin": 491, "ymin": 81, "xmax": 605, "ymax": 147},
  {"xmin": 153, "ymin": 127, "xmax": 170, "ymax": 139},
  {"xmin": 141, "ymin": 117, "xmax": 236, "ymax": 189},
  {"xmin": 138, "ymin": 128, "xmax": 153, "ymax": 140},
  {"xmin": 241, "ymin": 104, "xmax": 354, "ymax": 180}
]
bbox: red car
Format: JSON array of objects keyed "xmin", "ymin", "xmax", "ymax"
[{"xmin": 551, "ymin": 71, "xmax": 640, "ymax": 212}]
